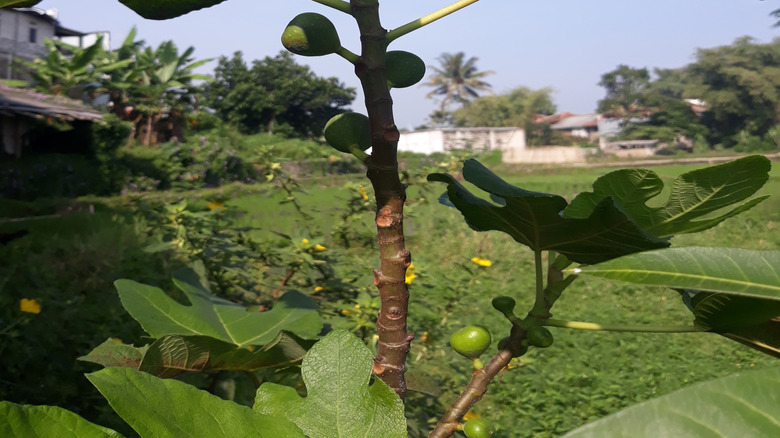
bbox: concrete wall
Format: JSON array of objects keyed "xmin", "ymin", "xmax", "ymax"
[
  {"xmin": 0, "ymin": 9, "xmax": 56, "ymax": 79},
  {"xmin": 397, "ymin": 127, "xmax": 526, "ymax": 155},
  {"xmin": 503, "ymin": 146, "xmax": 598, "ymax": 164}
]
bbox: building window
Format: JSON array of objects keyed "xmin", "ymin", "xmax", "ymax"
[{"xmin": 29, "ymin": 27, "xmax": 37, "ymax": 43}]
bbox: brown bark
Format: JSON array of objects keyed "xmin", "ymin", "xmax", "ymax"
[{"xmin": 351, "ymin": 0, "xmax": 411, "ymax": 399}]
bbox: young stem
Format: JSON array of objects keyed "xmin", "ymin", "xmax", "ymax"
[
  {"xmin": 312, "ymin": 0, "xmax": 352, "ymax": 14},
  {"xmin": 529, "ymin": 249, "xmax": 546, "ymax": 317},
  {"xmin": 543, "ymin": 319, "xmax": 704, "ymax": 333},
  {"xmin": 350, "ymin": 0, "xmax": 412, "ymax": 399},
  {"xmin": 386, "ymin": 0, "xmax": 482, "ymax": 43}
]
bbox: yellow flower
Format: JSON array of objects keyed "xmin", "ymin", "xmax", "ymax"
[
  {"xmin": 313, "ymin": 244, "xmax": 327, "ymax": 251},
  {"xmin": 358, "ymin": 185, "xmax": 369, "ymax": 201},
  {"xmin": 112, "ymin": 338, "xmax": 123, "ymax": 343},
  {"xmin": 463, "ymin": 411, "xmax": 481, "ymax": 421},
  {"xmin": 405, "ymin": 263, "xmax": 416, "ymax": 285},
  {"xmin": 247, "ymin": 345, "xmax": 255, "ymax": 352},
  {"xmin": 471, "ymin": 257, "xmax": 492, "ymax": 267},
  {"xmin": 314, "ymin": 286, "xmax": 324, "ymax": 292},
  {"xmin": 354, "ymin": 304, "xmax": 361, "ymax": 310},
  {"xmin": 420, "ymin": 331, "xmax": 428, "ymax": 342},
  {"xmin": 341, "ymin": 309, "xmax": 356, "ymax": 316},
  {"xmin": 207, "ymin": 201, "xmax": 225, "ymax": 210},
  {"xmin": 271, "ymin": 162, "xmax": 281, "ymax": 170},
  {"xmin": 302, "ymin": 238, "xmax": 309, "ymax": 244},
  {"xmin": 20, "ymin": 298, "xmax": 41, "ymax": 314}
]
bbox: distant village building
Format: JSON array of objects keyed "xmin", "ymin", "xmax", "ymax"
[
  {"xmin": 0, "ymin": 7, "xmax": 106, "ymax": 80},
  {"xmin": 397, "ymin": 127, "xmax": 526, "ymax": 155}
]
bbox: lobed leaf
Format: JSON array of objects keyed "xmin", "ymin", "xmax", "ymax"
[
  {"xmin": 563, "ymin": 155, "xmax": 770, "ymax": 238},
  {"xmin": 0, "ymin": 401, "xmax": 123, "ymax": 438},
  {"xmin": 114, "ymin": 266, "xmax": 322, "ymax": 348},
  {"xmin": 254, "ymin": 330, "xmax": 407, "ymax": 438},
  {"xmin": 428, "ymin": 159, "xmax": 668, "ymax": 264},
  {"xmin": 563, "ymin": 367, "xmax": 780, "ymax": 437},
  {"xmin": 88, "ymin": 367, "xmax": 304, "ymax": 437},
  {"xmin": 118, "ymin": 0, "xmax": 229, "ymax": 20}
]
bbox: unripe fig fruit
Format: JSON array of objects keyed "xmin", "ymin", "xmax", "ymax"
[
  {"xmin": 323, "ymin": 112, "xmax": 371, "ymax": 154},
  {"xmin": 385, "ymin": 51, "xmax": 426, "ymax": 88},
  {"xmin": 450, "ymin": 325, "xmax": 492, "ymax": 359},
  {"xmin": 527, "ymin": 326, "xmax": 554, "ymax": 348},
  {"xmin": 463, "ymin": 418, "xmax": 494, "ymax": 438},
  {"xmin": 497, "ymin": 336, "xmax": 528, "ymax": 357},
  {"xmin": 491, "ymin": 296, "xmax": 516, "ymax": 317},
  {"xmin": 281, "ymin": 13, "xmax": 340, "ymax": 57}
]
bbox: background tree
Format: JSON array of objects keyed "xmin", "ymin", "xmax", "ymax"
[
  {"xmin": 453, "ymin": 86, "xmax": 560, "ymax": 145},
  {"xmin": 18, "ymin": 36, "xmax": 131, "ymax": 99},
  {"xmin": 422, "ymin": 52, "xmax": 494, "ymax": 126},
  {"xmin": 684, "ymin": 36, "xmax": 780, "ymax": 147},
  {"xmin": 596, "ymin": 64, "xmax": 651, "ymax": 120},
  {"xmin": 203, "ymin": 51, "xmax": 355, "ymax": 137}
]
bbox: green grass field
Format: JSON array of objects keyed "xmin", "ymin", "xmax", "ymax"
[{"xmin": 1, "ymin": 158, "xmax": 777, "ymax": 437}]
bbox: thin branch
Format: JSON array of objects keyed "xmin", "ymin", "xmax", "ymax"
[
  {"xmin": 335, "ymin": 46, "xmax": 360, "ymax": 64},
  {"xmin": 312, "ymin": 0, "xmax": 352, "ymax": 14},
  {"xmin": 543, "ymin": 319, "xmax": 704, "ymax": 333},
  {"xmin": 386, "ymin": 0, "xmax": 481, "ymax": 43}
]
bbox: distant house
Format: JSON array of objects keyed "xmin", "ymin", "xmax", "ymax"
[
  {"xmin": 549, "ymin": 113, "xmax": 600, "ymax": 140},
  {"xmin": 0, "ymin": 7, "xmax": 106, "ymax": 80},
  {"xmin": 397, "ymin": 127, "xmax": 526, "ymax": 155},
  {"xmin": 0, "ymin": 86, "xmax": 102, "ymax": 158}
]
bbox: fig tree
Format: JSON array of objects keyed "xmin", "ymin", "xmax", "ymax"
[
  {"xmin": 323, "ymin": 112, "xmax": 371, "ymax": 156},
  {"xmin": 385, "ymin": 51, "xmax": 426, "ymax": 88},
  {"xmin": 527, "ymin": 326, "xmax": 554, "ymax": 348},
  {"xmin": 463, "ymin": 418, "xmax": 494, "ymax": 438},
  {"xmin": 450, "ymin": 325, "xmax": 491, "ymax": 359},
  {"xmin": 281, "ymin": 13, "xmax": 340, "ymax": 57},
  {"xmin": 497, "ymin": 336, "xmax": 528, "ymax": 357}
]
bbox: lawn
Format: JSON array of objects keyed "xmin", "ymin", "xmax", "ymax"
[{"xmin": 1, "ymin": 157, "xmax": 777, "ymax": 437}]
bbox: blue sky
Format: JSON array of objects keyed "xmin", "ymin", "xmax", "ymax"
[{"xmin": 35, "ymin": 0, "xmax": 778, "ymax": 130}]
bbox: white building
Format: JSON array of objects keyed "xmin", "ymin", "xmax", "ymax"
[
  {"xmin": 397, "ymin": 127, "xmax": 526, "ymax": 155},
  {"xmin": 0, "ymin": 7, "xmax": 106, "ymax": 80}
]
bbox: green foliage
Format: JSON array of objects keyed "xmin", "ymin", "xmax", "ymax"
[
  {"xmin": 596, "ymin": 65, "xmax": 650, "ymax": 118},
  {"xmin": 254, "ymin": 330, "xmax": 407, "ymax": 438},
  {"xmin": 452, "ymin": 87, "xmax": 556, "ymax": 129},
  {"xmin": 203, "ymin": 51, "xmax": 355, "ymax": 136},
  {"xmin": 423, "ymin": 52, "xmax": 495, "ymax": 124},
  {"xmin": 0, "ymin": 401, "xmax": 123, "ymax": 438},
  {"xmin": 429, "ymin": 159, "xmax": 669, "ymax": 264},
  {"xmin": 564, "ymin": 155, "xmax": 770, "ymax": 238},
  {"xmin": 113, "ymin": 265, "xmax": 322, "ymax": 347},
  {"xmin": 87, "ymin": 367, "xmax": 304, "ymax": 437},
  {"xmin": 563, "ymin": 367, "xmax": 780, "ymax": 437}
]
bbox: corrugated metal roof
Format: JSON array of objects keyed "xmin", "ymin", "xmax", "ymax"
[
  {"xmin": 551, "ymin": 114, "xmax": 599, "ymax": 130},
  {"xmin": 0, "ymin": 86, "xmax": 102, "ymax": 121}
]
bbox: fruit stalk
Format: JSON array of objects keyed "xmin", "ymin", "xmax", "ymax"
[{"xmin": 350, "ymin": 0, "xmax": 411, "ymax": 399}]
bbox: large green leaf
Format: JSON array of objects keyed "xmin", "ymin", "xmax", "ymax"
[
  {"xmin": 428, "ymin": 159, "xmax": 668, "ymax": 264},
  {"xmin": 254, "ymin": 330, "xmax": 407, "ymax": 438},
  {"xmin": 118, "ymin": 0, "xmax": 229, "ymax": 20},
  {"xmin": 573, "ymin": 247, "xmax": 780, "ymax": 300},
  {"xmin": 87, "ymin": 367, "xmax": 304, "ymax": 437},
  {"xmin": 563, "ymin": 366, "xmax": 780, "ymax": 437},
  {"xmin": 563, "ymin": 155, "xmax": 770, "ymax": 238},
  {"xmin": 139, "ymin": 331, "xmax": 315, "ymax": 378},
  {"xmin": 114, "ymin": 267, "xmax": 322, "ymax": 348},
  {"xmin": 0, "ymin": 401, "xmax": 123, "ymax": 438}
]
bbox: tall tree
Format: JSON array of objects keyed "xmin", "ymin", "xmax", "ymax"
[
  {"xmin": 596, "ymin": 65, "xmax": 651, "ymax": 120},
  {"xmin": 422, "ymin": 52, "xmax": 494, "ymax": 125},
  {"xmin": 18, "ymin": 35, "xmax": 131, "ymax": 98},
  {"xmin": 203, "ymin": 51, "xmax": 355, "ymax": 137},
  {"xmin": 129, "ymin": 40, "xmax": 212, "ymax": 145},
  {"xmin": 684, "ymin": 36, "xmax": 780, "ymax": 146}
]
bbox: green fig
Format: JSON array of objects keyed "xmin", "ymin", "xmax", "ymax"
[
  {"xmin": 385, "ymin": 51, "xmax": 426, "ymax": 88},
  {"xmin": 281, "ymin": 13, "xmax": 340, "ymax": 57},
  {"xmin": 323, "ymin": 112, "xmax": 371, "ymax": 155},
  {"xmin": 463, "ymin": 418, "xmax": 494, "ymax": 438},
  {"xmin": 491, "ymin": 296, "xmax": 516, "ymax": 317},
  {"xmin": 450, "ymin": 325, "xmax": 492, "ymax": 359},
  {"xmin": 497, "ymin": 336, "xmax": 528, "ymax": 357},
  {"xmin": 527, "ymin": 326, "xmax": 554, "ymax": 348}
]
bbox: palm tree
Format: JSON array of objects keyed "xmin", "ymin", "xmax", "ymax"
[{"xmin": 422, "ymin": 52, "xmax": 494, "ymax": 125}]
